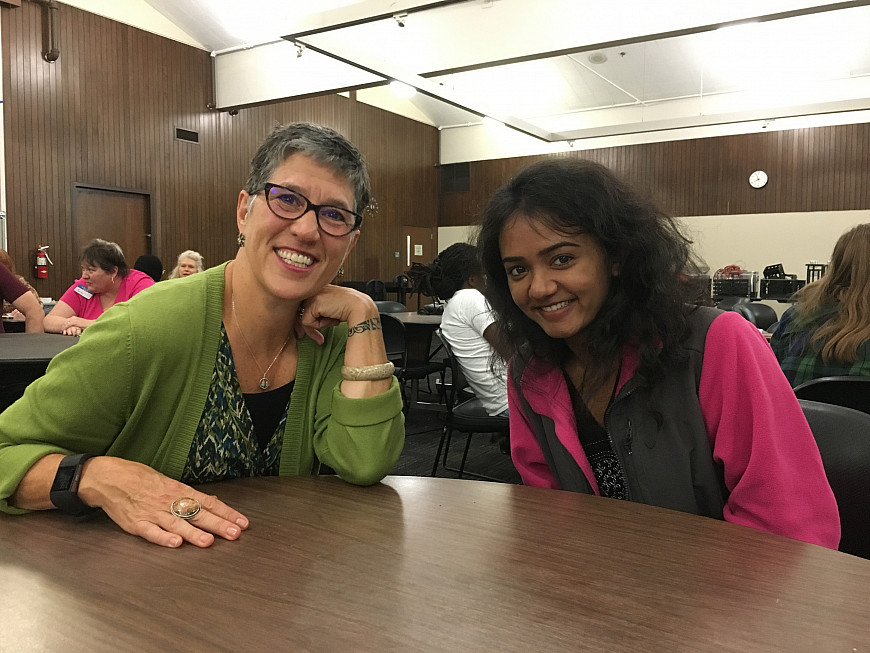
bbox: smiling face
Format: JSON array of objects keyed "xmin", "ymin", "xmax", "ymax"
[
  {"xmin": 499, "ymin": 214, "xmax": 615, "ymax": 352},
  {"xmin": 80, "ymin": 262, "xmax": 117, "ymax": 295},
  {"xmin": 235, "ymin": 153, "xmax": 358, "ymax": 302},
  {"xmin": 177, "ymin": 257, "xmax": 198, "ymax": 277}
]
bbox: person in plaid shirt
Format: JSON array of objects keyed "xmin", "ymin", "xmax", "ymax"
[{"xmin": 770, "ymin": 223, "xmax": 870, "ymax": 387}]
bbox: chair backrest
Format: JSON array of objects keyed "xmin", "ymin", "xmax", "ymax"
[
  {"xmin": 742, "ymin": 303, "xmax": 778, "ymax": 330},
  {"xmin": 798, "ymin": 399, "xmax": 870, "ymax": 559},
  {"xmin": 794, "ymin": 376, "xmax": 870, "ymax": 415},
  {"xmin": 730, "ymin": 303, "xmax": 757, "ymax": 325},
  {"xmin": 435, "ymin": 329, "xmax": 468, "ymax": 409},
  {"xmin": 379, "ymin": 313, "xmax": 407, "ymax": 365},
  {"xmin": 365, "ymin": 279, "xmax": 387, "ymax": 301},
  {"xmin": 375, "ymin": 300, "xmax": 407, "ymax": 313},
  {"xmin": 715, "ymin": 297, "xmax": 750, "ymax": 311}
]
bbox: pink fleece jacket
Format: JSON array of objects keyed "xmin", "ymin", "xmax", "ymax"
[{"xmin": 509, "ymin": 311, "xmax": 841, "ymax": 549}]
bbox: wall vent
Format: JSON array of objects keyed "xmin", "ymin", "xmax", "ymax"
[
  {"xmin": 175, "ymin": 127, "xmax": 199, "ymax": 144},
  {"xmin": 440, "ymin": 162, "xmax": 470, "ymax": 193}
]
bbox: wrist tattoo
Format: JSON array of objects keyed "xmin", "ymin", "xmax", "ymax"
[{"xmin": 348, "ymin": 317, "xmax": 382, "ymax": 338}]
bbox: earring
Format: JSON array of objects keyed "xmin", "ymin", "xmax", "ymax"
[
  {"xmin": 336, "ymin": 266, "xmax": 344, "ymax": 279},
  {"xmin": 237, "ymin": 233, "xmax": 246, "ymax": 247}
]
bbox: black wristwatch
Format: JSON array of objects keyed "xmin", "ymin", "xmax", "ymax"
[{"xmin": 49, "ymin": 453, "xmax": 98, "ymax": 516}]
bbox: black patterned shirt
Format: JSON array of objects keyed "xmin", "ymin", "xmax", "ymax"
[{"xmin": 182, "ymin": 325, "xmax": 290, "ymax": 484}]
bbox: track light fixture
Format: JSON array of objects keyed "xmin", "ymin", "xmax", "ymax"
[
  {"xmin": 394, "ymin": 13, "xmax": 407, "ymax": 27},
  {"xmin": 296, "ymin": 43, "xmax": 305, "ymax": 58}
]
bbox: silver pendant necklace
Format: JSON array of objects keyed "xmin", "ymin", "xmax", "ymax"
[{"xmin": 231, "ymin": 296, "xmax": 291, "ymax": 390}]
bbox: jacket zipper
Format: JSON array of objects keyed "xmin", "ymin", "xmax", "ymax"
[{"xmin": 605, "ymin": 384, "xmax": 638, "ymax": 500}]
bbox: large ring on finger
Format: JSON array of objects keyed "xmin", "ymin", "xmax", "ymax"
[{"xmin": 170, "ymin": 497, "xmax": 201, "ymax": 520}]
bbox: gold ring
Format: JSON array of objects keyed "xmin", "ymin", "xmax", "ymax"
[{"xmin": 170, "ymin": 497, "xmax": 201, "ymax": 520}]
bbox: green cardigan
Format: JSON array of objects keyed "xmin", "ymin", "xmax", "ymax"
[{"xmin": 0, "ymin": 264, "xmax": 404, "ymax": 514}]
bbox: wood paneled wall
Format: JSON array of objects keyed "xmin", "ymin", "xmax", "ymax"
[
  {"xmin": 2, "ymin": 1, "xmax": 438, "ymax": 299},
  {"xmin": 440, "ymin": 125, "xmax": 870, "ymax": 226}
]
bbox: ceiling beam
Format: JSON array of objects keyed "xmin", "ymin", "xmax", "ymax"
[
  {"xmin": 285, "ymin": 0, "xmax": 469, "ymax": 40},
  {"xmin": 292, "ymin": 38, "xmax": 558, "ymax": 142}
]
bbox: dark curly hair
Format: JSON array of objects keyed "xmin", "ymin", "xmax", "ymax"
[
  {"xmin": 406, "ymin": 243, "xmax": 481, "ymax": 301},
  {"xmin": 477, "ymin": 158, "xmax": 703, "ymax": 393}
]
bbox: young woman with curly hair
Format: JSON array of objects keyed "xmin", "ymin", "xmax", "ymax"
[{"xmin": 477, "ymin": 158, "xmax": 839, "ymax": 548}]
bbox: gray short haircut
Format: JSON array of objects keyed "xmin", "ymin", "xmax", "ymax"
[{"xmin": 244, "ymin": 123, "xmax": 372, "ymax": 216}]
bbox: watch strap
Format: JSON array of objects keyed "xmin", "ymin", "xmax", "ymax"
[{"xmin": 49, "ymin": 453, "xmax": 98, "ymax": 516}]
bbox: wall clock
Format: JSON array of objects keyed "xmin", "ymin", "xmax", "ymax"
[{"xmin": 749, "ymin": 170, "xmax": 768, "ymax": 189}]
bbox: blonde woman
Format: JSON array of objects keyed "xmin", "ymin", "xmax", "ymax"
[{"xmin": 771, "ymin": 223, "xmax": 870, "ymax": 386}]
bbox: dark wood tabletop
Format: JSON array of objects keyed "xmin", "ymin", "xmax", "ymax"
[
  {"xmin": 2, "ymin": 475, "xmax": 868, "ymax": 652},
  {"xmin": 0, "ymin": 331, "xmax": 78, "ymax": 365}
]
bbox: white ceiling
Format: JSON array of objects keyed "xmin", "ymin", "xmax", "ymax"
[{"xmin": 140, "ymin": 0, "xmax": 870, "ymax": 143}]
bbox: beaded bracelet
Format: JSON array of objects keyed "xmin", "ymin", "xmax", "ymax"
[{"xmin": 340, "ymin": 361, "xmax": 395, "ymax": 381}]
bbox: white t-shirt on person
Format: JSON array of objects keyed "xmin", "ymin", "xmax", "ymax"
[{"xmin": 440, "ymin": 288, "xmax": 508, "ymax": 417}]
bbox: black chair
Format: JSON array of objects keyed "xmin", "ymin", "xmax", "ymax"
[
  {"xmin": 798, "ymin": 399, "xmax": 870, "ymax": 559},
  {"xmin": 379, "ymin": 313, "xmax": 444, "ymax": 412},
  {"xmin": 794, "ymin": 376, "xmax": 870, "ymax": 416},
  {"xmin": 715, "ymin": 297, "xmax": 750, "ymax": 311},
  {"xmin": 723, "ymin": 301, "xmax": 778, "ymax": 331},
  {"xmin": 730, "ymin": 304, "xmax": 757, "ymax": 324},
  {"xmin": 365, "ymin": 279, "xmax": 387, "ymax": 301},
  {"xmin": 742, "ymin": 303, "xmax": 778, "ymax": 330},
  {"xmin": 374, "ymin": 300, "xmax": 407, "ymax": 313},
  {"xmin": 764, "ymin": 320, "xmax": 779, "ymax": 334},
  {"xmin": 431, "ymin": 330, "xmax": 510, "ymax": 481}
]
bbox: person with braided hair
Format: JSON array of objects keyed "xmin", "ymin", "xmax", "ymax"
[{"xmin": 422, "ymin": 243, "xmax": 510, "ymax": 417}]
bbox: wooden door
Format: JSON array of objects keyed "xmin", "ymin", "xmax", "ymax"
[
  {"xmin": 73, "ymin": 186, "xmax": 151, "ymax": 279},
  {"xmin": 402, "ymin": 226, "xmax": 436, "ymax": 311}
]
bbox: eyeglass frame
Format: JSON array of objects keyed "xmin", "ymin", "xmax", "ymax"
[{"xmin": 258, "ymin": 182, "xmax": 364, "ymax": 237}]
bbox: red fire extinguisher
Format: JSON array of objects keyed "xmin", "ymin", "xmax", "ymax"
[{"xmin": 35, "ymin": 245, "xmax": 53, "ymax": 279}]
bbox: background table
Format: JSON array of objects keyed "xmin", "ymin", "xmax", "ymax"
[
  {"xmin": 0, "ymin": 332, "xmax": 78, "ymax": 411},
  {"xmin": 2, "ymin": 476, "xmax": 868, "ymax": 651}
]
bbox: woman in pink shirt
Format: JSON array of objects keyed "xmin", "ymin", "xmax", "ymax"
[{"xmin": 44, "ymin": 239, "xmax": 155, "ymax": 336}]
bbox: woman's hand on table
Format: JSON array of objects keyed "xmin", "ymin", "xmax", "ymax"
[
  {"xmin": 79, "ymin": 457, "xmax": 249, "ymax": 548},
  {"xmin": 61, "ymin": 316, "xmax": 93, "ymax": 336}
]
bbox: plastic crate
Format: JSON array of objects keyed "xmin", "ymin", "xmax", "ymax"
[
  {"xmin": 760, "ymin": 278, "xmax": 806, "ymax": 301},
  {"xmin": 712, "ymin": 274, "xmax": 758, "ymax": 299}
]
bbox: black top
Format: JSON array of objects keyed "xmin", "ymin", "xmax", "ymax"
[
  {"xmin": 244, "ymin": 381, "xmax": 294, "ymax": 450},
  {"xmin": 566, "ymin": 376, "xmax": 627, "ymax": 500}
]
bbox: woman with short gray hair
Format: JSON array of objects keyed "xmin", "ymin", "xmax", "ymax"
[{"xmin": 0, "ymin": 123, "xmax": 404, "ymax": 549}]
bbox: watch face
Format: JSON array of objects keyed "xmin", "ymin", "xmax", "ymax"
[
  {"xmin": 50, "ymin": 466, "xmax": 78, "ymax": 492},
  {"xmin": 749, "ymin": 170, "xmax": 768, "ymax": 188}
]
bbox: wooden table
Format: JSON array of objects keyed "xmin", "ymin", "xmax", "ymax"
[
  {"xmin": 0, "ymin": 332, "xmax": 78, "ymax": 410},
  {"xmin": 391, "ymin": 311, "xmax": 441, "ymax": 326},
  {"xmin": 2, "ymin": 476, "xmax": 868, "ymax": 651}
]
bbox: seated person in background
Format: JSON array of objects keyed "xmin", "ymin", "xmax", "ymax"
[
  {"xmin": 0, "ymin": 122, "xmax": 404, "ymax": 549},
  {"xmin": 771, "ymin": 223, "xmax": 870, "ymax": 386},
  {"xmin": 168, "ymin": 250, "xmax": 205, "ymax": 279},
  {"xmin": 419, "ymin": 243, "xmax": 509, "ymax": 417},
  {"xmin": 44, "ymin": 239, "xmax": 155, "ymax": 336},
  {"xmin": 0, "ymin": 250, "xmax": 43, "ymax": 333},
  {"xmin": 477, "ymin": 158, "xmax": 839, "ymax": 549},
  {"xmin": 133, "ymin": 254, "xmax": 164, "ymax": 283}
]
